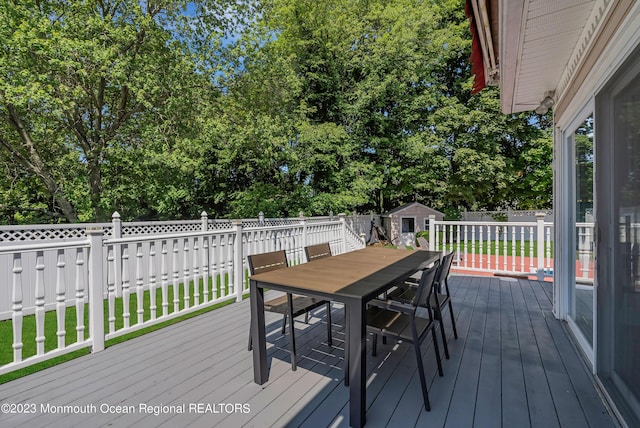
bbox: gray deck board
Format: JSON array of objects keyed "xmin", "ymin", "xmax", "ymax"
[
  {"xmin": 0, "ymin": 276, "xmax": 616, "ymax": 428},
  {"xmin": 500, "ymin": 279, "xmax": 530, "ymax": 428},
  {"xmin": 512, "ymin": 278, "xmax": 560, "ymax": 428},
  {"xmin": 473, "ymin": 278, "xmax": 502, "ymax": 428}
]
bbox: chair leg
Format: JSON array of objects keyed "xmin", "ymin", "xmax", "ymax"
[
  {"xmin": 448, "ymin": 301, "xmax": 458, "ymax": 339},
  {"xmin": 430, "ymin": 324, "xmax": 444, "ymax": 377},
  {"xmin": 248, "ymin": 325, "xmax": 252, "ymax": 351},
  {"xmin": 325, "ymin": 302, "xmax": 332, "ymax": 346},
  {"xmin": 344, "ymin": 306, "xmax": 349, "ymax": 386},
  {"xmin": 372, "ymin": 334, "xmax": 378, "ymax": 357},
  {"xmin": 281, "ymin": 313, "xmax": 287, "ymax": 335},
  {"xmin": 436, "ymin": 308, "xmax": 450, "ymax": 359},
  {"xmin": 413, "ymin": 340, "xmax": 431, "ymax": 411},
  {"xmin": 287, "ymin": 295, "xmax": 297, "ymax": 371}
]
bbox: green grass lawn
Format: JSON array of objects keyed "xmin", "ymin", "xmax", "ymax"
[{"xmin": 0, "ymin": 274, "xmax": 236, "ymax": 384}]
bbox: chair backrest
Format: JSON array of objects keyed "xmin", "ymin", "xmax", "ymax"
[
  {"xmin": 247, "ymin": 250, "xmax": 288, "ymax": 275},
  {"xmin": 305, "ymin": 242, "xmax": 332, "ymax": 262},
  {"xmin": 412, "ymin": 260, "xmax": 440, "ymax": 308},
  {"xmin": 436, "ymin": 251, "xmax": 455, "ymax": 284}
]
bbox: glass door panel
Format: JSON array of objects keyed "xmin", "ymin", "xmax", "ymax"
[
  {"xmin": 597, "ymin": 48, "xmax": 640, "ymax": 425},
  {"xmin": 572, "ymin": 116, "xmax": 594, "ymax": 346},
  {"xmin": 610, "ymin": 77, "xmax": 640, "ymax": 421}
]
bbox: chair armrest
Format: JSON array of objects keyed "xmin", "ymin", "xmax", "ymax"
[
  {"xmin": 368, "ymin": 298, "xmax": 414, "ymax": 314},
  {"xmin": 389, "ymin": 278, "xmax": 419, "ymax": 289}
]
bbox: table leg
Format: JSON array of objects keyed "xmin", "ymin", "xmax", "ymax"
[
  {"xmin": 287, "ymin": 293, "xmax": 297, "ymax": 370},
  {"xmin": 250, "ymin": 280, "xmax": 268, "ymax": 384},
  {"xmin": 347, "ymin": 298, "xmax": 366, "ymax": 427}
]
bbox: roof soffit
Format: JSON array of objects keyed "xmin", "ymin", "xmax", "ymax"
[{"xmin": 498, "ymin": 0, "xmax": 613, "ymax": 114}]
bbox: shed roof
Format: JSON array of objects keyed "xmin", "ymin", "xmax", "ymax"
[{"xmin": 382, "ymin": 202, "xmax": 444, "ymax": 217}]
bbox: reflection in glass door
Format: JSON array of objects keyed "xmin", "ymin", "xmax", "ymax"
[
  {"xmin": 596, "ymin": 50, "xmax": 640, "ymax": 425},
  {"xmin": 610, "ymin": 77, "xmax": 640, "ymax": 425},
  {"xmin": 573, "ymin": 116, "xmax": 594, "ymax": 346}
]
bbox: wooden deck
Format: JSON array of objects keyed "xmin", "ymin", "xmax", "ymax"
[{"xmin": 0, "ymin": 276, "xmax": 616, "ymax": 427}]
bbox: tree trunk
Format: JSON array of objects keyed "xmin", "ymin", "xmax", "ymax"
[{"xmin": 3, "ymin": 105, "xmax": 79, "ymax": 222}]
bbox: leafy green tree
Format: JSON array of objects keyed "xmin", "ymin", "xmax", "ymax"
[
  {"xmin": 0, "ymin": 0, "xmax": 246, "ymax": 222},
  {"xmin": 247, "ymin": 0, "xmax": 552, "ymax": 214}
]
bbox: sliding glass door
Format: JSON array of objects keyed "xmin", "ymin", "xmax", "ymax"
[
  {"xmin": 596, "ymin": 45, "xmax": 640, "ymax": 427},
  {"xmin": 570, "ymin": 116, "xmax": 594, "ymax": 347}
]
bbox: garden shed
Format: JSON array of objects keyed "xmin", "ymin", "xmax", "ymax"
[{"xmin": 381, "ymin": 202, "xmax": 444, "ymax": 247}]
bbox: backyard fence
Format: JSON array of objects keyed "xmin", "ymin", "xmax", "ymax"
[
  {"xmin": 0, "ymin": 213, "xmax": 365, "ymax": 375},
  {"xmin": 0, "ymin": 211, "xmax": 598, "ymax": 376},
  {"xmin": 430, "ymin": 214, "xmax": 558, "ymax": 280}
]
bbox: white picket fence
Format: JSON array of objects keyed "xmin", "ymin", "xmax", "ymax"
[
  {"xmin": 1, "ymin": 211, "xmax": 598, "ymax": 376},
  {"xmin": 428, "ymin": 215, "xmax": 594, "ymax": 282},
  {"xmin": 0, "ymin": 214, "xmax": 365, "ymax": 375},
  {"xmin": 430, "ymin": 216, "xmax": 555, "ymax": 278}
]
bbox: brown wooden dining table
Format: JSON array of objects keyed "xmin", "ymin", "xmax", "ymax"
[{"xmin": 249, "ymin": 246, "xmax": 441, "ymax": 427}]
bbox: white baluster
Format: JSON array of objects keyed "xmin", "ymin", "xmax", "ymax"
[
  {"xmin": 107, "ymin": 246, "xmax": 116, "ymax": 333},
  {"xmin": 546, "ymin": 225, "xmax": 552, "ymax": 273},
  {"xmin": 211, "ymin": 236, "xmax": 219, "ymax": 300},
  {"xmin": 161, "ymin": 241, "xmax": 169, "ymax": 317},
  {"xmin": 486, "ymin": 226, "xmax": 491, "ymax": 271},
  {"xmin": 227, "ymin": 233, "xmax": 234, "ymax": 295},
  {"xmin": 495, "ymin": 226, "xmax": 506, "ymax": 270},
  {"xmin": 503, "ymin": 226, "xmax": 508, "ymax": 271},
  {"xmin": 12, "ymin": 254, "xmax": 24, "ymax": 362},
  {"xmin": 56, "ymin": 249, "xmax": 66, "ymax": 349},
  {"xmin": 474, "ymin": 226, "xmax": 479, "ymax": 270},
  {"xmin": 201, "ymin": 236, "xmax": 209, "ymax": 303},
  {"xmin": 520, "ymin": 227, "xmax": 525, "ymax": 272},
  {"xmin": 122, "ymin": 245, "xmax": 131, "ymax": 329},
  {"xmin": 149, "ymin": 241, "xmax": 157, "ymax": 320},
  {"xmin": 456, "ymin": 224, "xmax": 461, "ymax": 265},
  {"xmin": 35, "ymin": 251, "xmax": 45, "ymax": 355},
  {"xmin": 511, "ymin": 226, "xmax": 516, "ymax": 272},
  {"xmin": 193, "ymin": 237, "xmax": 200, "ymax": 306},
  {"xmin": 136, "ymin": 243, "xmax": 144, "ymax": 324},
  {"xmin": 183, "ymin": 238, "xmax": 190, "ymax": 309},
  {"xmin": 529, "ymin": 226, "xmax": 535, "ymax": 273},
  {"xmin": 463, "ymin": 225, "xmax": 468, "ymax": 267},
  {"xmin": 75, "ymin": 249, "xmax": 86, "ymax": 342},
  {"xmin": 172, "ymin": 239, "xmax": 180, "ymax": 312}
]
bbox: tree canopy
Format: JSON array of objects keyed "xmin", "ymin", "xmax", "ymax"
[{"xmin": 0, "ymin": 0, "xmax": 552, "ymax": 224}]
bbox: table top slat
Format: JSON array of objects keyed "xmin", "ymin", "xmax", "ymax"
[{"xmin": 250, "ymin": 247, "xmax": 440, "ymax": 299}]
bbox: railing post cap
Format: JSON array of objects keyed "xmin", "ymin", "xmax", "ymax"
[
  {"xmin": 112, "ymin": 212, "xmax": 120, "ymax": 220},
  {"xmin": 201, "ymin": 211, "xmax": 208, "ymax": 217},
  {"xmin": 535, "ymin": 212, "xmax": 546, "ymax": 219},
  {"xmin": 338, "ymin": 213, "xmax": 346, "ymax": 219},
  {"xmin": 232, "ymin": 219, "xmax": 242, "ymax": 225},
  {"xmin": 86, "ymin": 226, "xmax": 104, "ymax": 235}
]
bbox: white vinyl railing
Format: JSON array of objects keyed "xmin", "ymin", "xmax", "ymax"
[
  {"xmin": 0, "ymin": 214, "xmax": 365, "ymax": 375},
  {"xmin": 576, "ymin": 222, "xmax": 594, "ymax": 282},
  {"xmin": 428, "ymin": 214, "xmax": 556, "ymax": 279}
]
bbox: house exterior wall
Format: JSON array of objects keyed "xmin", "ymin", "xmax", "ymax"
[{"xmin": 553, "ymin": 3, "xmax": 640, "ymax": 425}]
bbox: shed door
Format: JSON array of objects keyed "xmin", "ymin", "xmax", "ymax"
[{"xmin": 400, "ymin": 217, "xmax": 416, "ymax": 247}]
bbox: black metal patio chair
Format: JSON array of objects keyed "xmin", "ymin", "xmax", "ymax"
[
  {"xmin": 366, "ymin": 261, "xmax": 444, "ymax": 411},
  {"xmin": 386, "ymin": 251, "xmax": 458, "ymax": 359}
]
